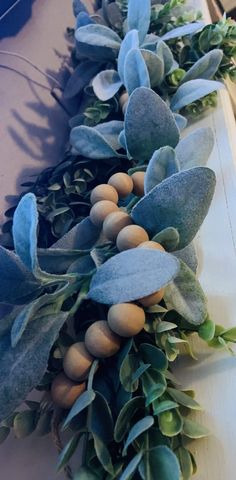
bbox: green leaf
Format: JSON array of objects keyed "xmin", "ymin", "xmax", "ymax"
[
  {"xmin": 75, "ymin": 24, "xmax": 121, "ymax": 61},
  {"xmin": 159, "ymin": 409, "xmax": 183, "ymax": 437},
  {"xmin": 167, "ymin": 388, "xmax": 201, "ymax": 410},
  {"xmin": 142, "ymin": 369, "xmax": 167, "ymax": 404},
  {"xmin": 198, "ymin": 318, "xmax": 215, "ymax": 341},
  {"xmin": 123, "ymin": 416, "xmax": 154, "ymax": 454},
  {"xmin": 124, "ymin": 49, "xmax": 150, "ymax": 95},
  {"xmin": 152, "ymin": 227, "xmax": 180, "ymax": 252},
  {"xmin": 0, "ymin": 312, "xmax": 67, "ymax": 422},
  {"xmin": 120, "ymin": 354, "xmax": 139, "ymax": 392},
  {"xmin": 35, "ymin": 410, "xmax": 53, "ymax": 436},
  {"xmin": 93, "ymin": 433, "xmax": 114, "ymax": 475},
  {"xmin": 141, "ymin": 49, "xmax": 164, "ymax": 87},
  {"xmin": 70, "ymin": 124, "xmax": 121, "ymax": 159},
  {"xmin": 156, "ymin": 321, "xmax": 177, "ymax": 333},
  {"xmin": 57, "ymin": 434, "xmax": 81, "ymax": 472},
  {"xmin": 91, "ymin": 392, "xmax": 114, "ymax": 444},
  {"xmin": 221, "ymin": 327, "xmax": 236, "ymax": 342},
  {"xmin": 180, "ymin": 49, "xmax": 223, "ymax": 84},
  {"xmin": 88, "ymin": 248, "xmax": 179, "ymax": 305},
  {"xmin": 92, "ymin": 70, "xmax": 122, "ymax": 101},
  {"xmin": 145, "ymin": 147, "xmax": 179, "ymax": 194},
  {"xmin": 132, "ymin": 167, "xmax": 216, "ymax": 249},
  {"xmin": 64, "ymin": 60, "xmax": 101, "ymax": 99},
  {"xmin": 161, "ymin": 22, "xmax": 204, "ymax": 41},
  {"xmin": 12, "ymin": 193, "xmax": 38, "ymax": 273},
  {"xmin": 132, "ymin": 363, "xmax": 151, "ymax": 383},
  {"xmin": 63, "ymin": 390, "xmax": 96, "ymax": 429},
  {"xmin": 0, "ymin": 426, "xmax": 10, "ymax": 444},
  {"xmin": 13, "ymin": 410, "xmax": 36, "ymax": 439},
  {"xmin": 164, "ymin": 260, "xmax": 208, "ymax": 325},
  {"xmin": 153, "ymin": 400, "xmax": 178, "ymax": 416},
  {"xmin": 175, "ymin": 127, "xmax": 215, "ymax": 170},
  {"xmin": 139, "ymin": 446, "xmax": 181, "ymax": 480},
  {"xmin": 74, "ymin": 466, "xmax": 101, "ymax": 479},
  {"xmin": 114, "ymin": 396, "xmax": 145, "ymax": 442},
  {"xmin": 120, "ymin": 452, "xmax": 143, "ymax": 480},
  {"xmin": 125, "ymin": 87, "xmax": 180, "ymax": 162},
  {"xmin": 183, "ymin": 418, "xmax": 209, "ymax": 438},
  {"xmin": 170, "ymin": 79, "xmax": 223, "ymax": 111},
  {"xmin": 127, "ymin": 0, "xmax": 151, "ymax": 44},
  {"xmin": 176, "ymin": 447, "xmax": 193, "ymax": 480},
  {"xmin": 139, "ymin": 344, "xmax": 168, "ymax": 371},
  {"xmin": 118, "ymin": 30, "xmax": 139, "ymax": 83},
  {"xmin": 52, "ymin": 216, "xmax": 101, "ymax": 250}
]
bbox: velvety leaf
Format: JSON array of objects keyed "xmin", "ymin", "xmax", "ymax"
[
  {"xmin": 170, "ymin": 79, "xmax": 223, "ymax": 111},
  {"xmin": 175, "ymin": 127, "xmax": 215, "ymax": 170},
  {"xmin": 131, "ymin": 167, "xmax": 216, "ymax": 249},
  {"xmin": 156, "ymin": 40, "xmax": 174, "ymax": 75},
  {"xmin": 0, "ymin": 246, "xmax": 41, "ymax": 305},
  {"xmin": 145, "ymin": 147, "xmax": 179, "ymax": 193},
  {"xmin": 181, "ymin": 49, "xmax": 223, "ymax": 84},
  {"xmin": 161, "ymin": 22, "xmax": 205, "ymax": 41},
  {"xmin": 63, "ymin": 390, "xmax": 96, "ymax": 429},
  {"xmin": 183, "ymin": 418, "xmax": 209, "ymax": 439},
  {"xmin": 120, "ymin": 453, "xmax": 143, "ymax": 480},
  {"xmin": 12, "ymin": 193, "xmax": 38, "ymax": 273},
  {"xmin": 124, "ymin": 49, "xmax": 150, "ymax": 95},
  {"xmin": 64, "ymin": 61, "xmax": 102, "ymax": 99},
  {"xmin": 52, "ymin": 217, "xmax": 101, "ymax": 250},
  {"xmin": 114, "ymin": 397, "xmax": 145, "ymax": 442},
  {"xmin": 140, "ymin": 49, "xmax": 164, "ymax": 86},
  {"xmin": 152, "ymin": 227, "xmax": 180, "ymax": 252},
  {"xmin": 123, "ymin": 416, "xmax": 154, "ymax": 454},
  {"xmin": 76, "ymin": 11, "xmax": 94, "ymax": 28},
  {"xmin": 92, "ymin": 70, "xmax": 122, "ymax": 101},
  {"xmin": 94, "ymin": 121, "xmax": 124, "ymax": 150},
  {"xmin": 93, "ymin": 433, "xmax": 114, "ymax": 475},
  {"xmin": 139, "ymin": 344, "xmax": 168, "ymax": 372},
  {"xmin": 125, "ymin": 87, "xmax": 180, "ymax": 162},
  {"xmin": 127, "ymin": 0, "xmax": 151, "ymax": 44},
  {"xmin": 159, "ymin": 409, "xmax": 183, "ymax": 437},
  {"xmin": 173, "ymin": 113, "xmax": 188, "ymax": 131},
  {"xmin": 88, "ymin": 248, "xmax": 179, "ymax": 304},
  {"xmin": 38, "ymin": 249, "xmax": 84, "ymax": 274},
  {"xmin": 139, "ymin": 446, "xmax": 181, "ymax": 480},
  {"xmin": 73, "ymin": 0, "xmax": 89, "ymax": 16},
  {"xmin": 118, "ymin": 29, "xmax": 139, "ymax": 83},
  {"xmin": 0, "ymin": 312, "xmax": 67, "ymax": 422},
  {"xmin": 173, "ymin": 243, "xmax": 198, "ymax": 273},
  {"xmin": 70, "ymin": 123, "xmax": 123, "ymax": 159},
  {"xmin": 167, "ymin": 388, "xmax": 201, "ymax": 410},
  {"xmin": 75, "ymin": 24, "xmax": 121, "ymax": 61},
  {"xmin": 164, "ymin": 260, "xmax": 208, "ymax": 325}
]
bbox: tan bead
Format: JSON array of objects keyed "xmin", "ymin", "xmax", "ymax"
[
  {"xmin": 139, "ymin": 288, "xmax": 165, "ymax": 307},
  {"xmin": 108, "ymin": 173, "xmax": 133, "ymax": 198},
  {"xmin": 85, "ymin": 321, "xmax": 121, "ymax": 358},
  {"xmin": 103, "ymin": 211, "xmax": 133, "ymax": 242},
  {"xmin": 108, "ymin": 303, "xmax": 145, "ymax": 337},
  {"xmin": 116, "ymin": 225, "xmax": 149, "ymax": 251},
  {"xmin": 119, "ymin": 92, "xmax": 129, "ymax": 114},
  {"xmin": 138, "ymin": 241, "xmax": 165, "ymax": 252},
  {"xmin": 51, "ymin": 373, "xmax": 86, "ymax": 409},
  {"xmin": 131, "ymin": 171, "xmax": 145, "ymax": 196},
  {"xmin": 63, "ymin": 342, "xmax": 94, "ymax": 381},
  {"xmin": 90, "ymin": 200, "xmax": 119, "ymax": 227},
  {"xmin": 90, "ymin": 184, "xmax": 119, "ymax": 205}
]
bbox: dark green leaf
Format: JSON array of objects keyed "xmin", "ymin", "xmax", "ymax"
[
  {"xmin": 120, "ymin": 453, "xmax": 143, "ymax": 480},
  {"xmin": 183, "ymin": 418, "xmax": 209, "ymax": 438},
  {"xmin": 176, "ymin": 446, "xmax": 193, "ymax": 480},
  {"xmin": 139, "ymin": 344, "xmax": 168, "ymax": 372},
  {"xmin": 153, "ymin": 400, "xmax": 178, "ymax": 416},
  {"xmin": 120, "ymin": 354, "xmax": 139, "ymax": 392},
  {"xmin": 93, "ymin": 433, "xmax": 114, "ymax": 475},
  {"xmin": 0, "ymin": 426, "xmax": 10, "ymax": 444},
  {"xmin": 152, "ymin": 227, "xmax": 180, "ymax": 252},
  {"xmin": 139, "ymin": 446, "xmax": 181, "ymax": 480},
  {"xmin": 167, "ymin": 388, "xmax": 201, "ymax": 410},
  {"xmin": 12, "ymin": 193, "xmax": 38, "ymax": 273},
  {"xmin": 57, "ymin": 434, "xmax": 81, "ymax": 471},
  {"xmin": 114, "ymin": 396, "xmax": 145, "ymax": 442},
  {"xmin": 63, "ymin": 390, "xmax": 96, "ymax": 429},
  {"xmin": 123, "ymin": 416, "xmax": 154, "ymax": 454},
  {"xmin": 13, "ymin": 410, "xmax": 36, "ymax": 439}
]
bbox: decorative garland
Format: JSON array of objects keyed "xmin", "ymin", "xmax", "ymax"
[{"xmin": 1, "ymin": 1, "xmax": 236, "ymax": 479}]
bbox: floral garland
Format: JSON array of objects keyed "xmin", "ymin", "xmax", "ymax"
[{"xmin": 0, "ymin": 1, "xmax": 236, "ymax": 479}]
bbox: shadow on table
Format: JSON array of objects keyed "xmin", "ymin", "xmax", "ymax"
[{"xmin": 0, "ymin": 0, "xmax": 36, "ymax": 40}]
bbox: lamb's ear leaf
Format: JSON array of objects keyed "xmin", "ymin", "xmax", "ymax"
[
  {"xmin": 152, "ymin": 227, "xmax": 180, "ymax": 253},
  {"xmin": 64, "ymin": 60, "xmax": 101, "ymax": 99},
  {"xmin": 180, "ymin": 49, "xmax": 223, "ymax": 84},
  {"xmin": 12, "ymin": 193, "xmax": 38, "ymax": 273},
  {"xmin": 94, "ymin": 121, "xmax": 124, "ymax": 150},
  {"xmin": 73, "ymin": 0, "xmax": 89, "ymax": 17},
  {"xmin": 92, "ymin": 70, "xmax": 122, "ymax": 101},
  {"xmin": 173, "ymin": 114, "xmax": 187, "ymax": 131},
  {"xmin": 131, "ymin": 167, "xmax": 216, "ymax": 249},
  {"xmin": 52, "ymin": 217, "xmax": 101, "ymax": 250},
  {"xmin": 164, "ymin": 260, "xmax": 207, "ymax": 325},
  {"xmin": 127, "ymin": 0, "xmax": 151, "ymax": 45},
  {"xmin": 161, "ymin": 22, "xmax": 205, "ymax": 41},
  {"xmin": 173, "ymin": 243, "xmax": 198, "ymax": 273},
  {"xmin": 175, "ymin": 127, "xmax": 214, "ymax": 170},
  {"xmin": 140, "ymin": 49, "xmax": 164, "ymax": 87},
  {"xmin": 0, "ymin": 246, "xmax": 41, "ymax": 305},
  {"xmin": 145, "ymin": 147, "xmax": 179, "ymax": 194},
  {"xmin": 139, "ymin": 446, "xmax": 181, "ymax": 480},
  {"xmin": 156, "ymin": 40, "xmax": 174, "ymax": 75},
  {"xmin": 124, "ymin": 49, "xmax": 150, "ymax": 95},
  {"xmin": 118, "ymin": 29, "xmax": 139, "ymax": 83},
  {"xmin": 125, "ymin": 87, "xmax": 180, "ymax": 162},
  {"xmin": 0, "ymin": 312, "xmax": 68, "ymax": 422},
  {"xmin": 88, "ymin": 248, "xmax": 179, "ymax": 305},
  {"xmin": 70, "ymin": 125, "xmax": 120, "ymax": 159},
  {"xmin": 170, "ymin": 79, "xmax": 223, "ymax": 112},
  {"xmin": 75, "ymin": 24, "xmax": 121, "ymax": 61},
  {"xmin": 76, "ymin": 11, "xmax": 95, "ymax": 28}
]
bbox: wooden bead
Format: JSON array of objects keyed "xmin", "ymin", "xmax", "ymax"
[
  {"xmin": 131, "ymin": 171, "xmax": 145, "ymax": 196},
  {"xmin": 103, "ymin": 211, "xmax": 133, "ymax": 242},
  {"xmin": 138, "ymin": 241, "xmax": 165, "ymax": 252},
  {"xmin": 108, "ymin": 303, "xmax": 145, "ymax": 337},
  {"xmin": 90, "ymin": 200, "xmax": 119, "ymax": 227},
  {"xmin": 85, "ymin": 321, "xmax": 121, "ymax": 358},
  {"xmin": 119, "ymin": 92, "xmax": 129, "ymax": 114},
  {"xmin": 51, "ymin": 373, "xmax": 86, "ymax": 409},
  {"xmin": 63, "ymin": 342, "xmax": 94, "ymax": 381},
  {"xmin": 139, "ymin": 288, "xmax": 165, "ymax": 307},
  {"xmin": 116, "ymin": 225, "xmax": 149, "ymax": 251},
  {"xmin": 90, "ymin": 184, "xmax": 118, "ymax": 205},
  {"xmin": 108, "ymin": 173, "xmax": 133, "ymax": 198}
]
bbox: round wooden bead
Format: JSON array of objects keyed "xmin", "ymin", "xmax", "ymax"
[
  {"xmin": 51, "ymin": 373, "xmax": 86, "ymax": 409},
  {"xmin": 90, "ymin": 184, "xmax": 119, "ymax": 205},
  {"xmin": 103, "ymin": 211, "xmax": 133, "ymax": 242},
  {"xmin": 139, "ymin": 288, "xmax": 165, "ymax": 307},
  {"xmin": 90, "ymin": 200, "xmax": 119, "ymax": 227},
  {"xmin": 108, "ymin": 303, "xmax": 145, "ymax": 337},
  {"xmin": 63, "ymin": 342, "xmax": 94, "ymax": 381},
  {"xmin": 119, "ymin": 91, "xmax": 129, "ymax": 114},
  {"xmin": 108, "ymin": 173, "xmax": 133, "ymax": 198},
  {"xmin": 116, "ymin": 224, "xmax": 149, "ymax": 251},
  {"xmin": 85, "ymin": 321, "xmax": 121, "ymax": 358},
  {"xmin": 131, "ymin": 171, "xmax": 145, "ymax": 196}
]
